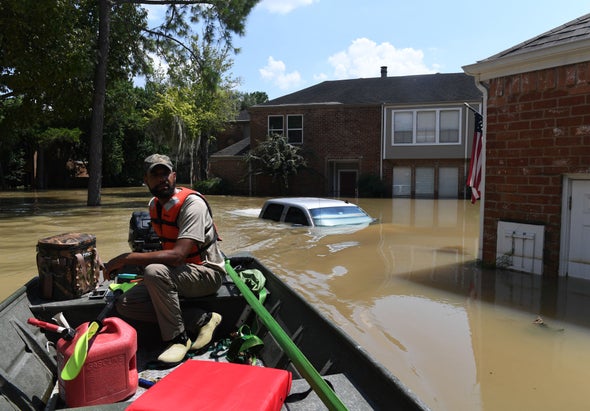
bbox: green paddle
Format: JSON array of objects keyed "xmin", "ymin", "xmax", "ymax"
[
  {"xmin": 225, "ymin": 260, "xmax": 348, "ymax": 411},
  {"xmin": 61, "ymin": 282, "xmax": 136, "ymax": 381}
]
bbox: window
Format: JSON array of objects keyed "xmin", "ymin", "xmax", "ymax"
[
  {"xmin": 392, "ymin": 108, "xmax": 461, "ymax": 145},
  {"xmin": 416, "ymin": 111, "xmax": 436, "ymax": 143},
  {"xmin": 440, "ymin": 110, "xmax": 460, "ymax": 143},
  {"xmin": 267, "ymin": 115, "xmax": 304, "ymax": 144},
  {"xmin": 268, "ymin": 116, "xmax": 283, "ymax": 136},
  {"xmin": 260, "ymin": 203, "xmax": 284, "ymax": 222},
  {"xmin": 285, "ymin": 206, "xmax": 309, "ymax": 226},
  {"xmin": 393, "ymin": 112, "xmax": 413, "ymax": 144},
  {"xmin": 287, "ymin": 115, "xmax": 303, "ymax": 144}
]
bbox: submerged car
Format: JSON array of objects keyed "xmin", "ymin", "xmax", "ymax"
[{"xmin": 258, "ymin": 197, "xmax": 375, "ymax": 227}]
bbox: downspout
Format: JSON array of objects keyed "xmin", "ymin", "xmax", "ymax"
[
  {"xmin": 248, "ymin": 159, "xmax": 252, "ymax": 196},
  {"xmin": 463, "ymin": 107, "xmax": 470, "ymax": 201},
  {"xmin": 380, "ymin": 103, "xmax": 385, "ymax": 181}
]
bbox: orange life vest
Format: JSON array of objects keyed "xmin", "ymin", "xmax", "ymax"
[{"xmin": 148, "ymin": 187, "xmax": 219, "ymax": 264}]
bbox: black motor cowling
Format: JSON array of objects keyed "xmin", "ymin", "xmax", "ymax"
[{"xmin": 128, "ymin": 211, "xmax": 162, "ymax": 252}]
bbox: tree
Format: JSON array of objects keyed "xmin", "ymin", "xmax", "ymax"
[
  {"xmin": 144, "ymin": 51, "xmax": 239, "ymax": 184},
  {"xmin": 102, "ymin": 81, "xmax": 163, "ymax": 185},
  {"xmin": 86, "ymin": 0, "xmax": 258, "ymax": 205},
  {"xmin": 0, "ymin": 0, "xmax": 150, "ymax": 189},
  {"xmin": 0, "ymin": 0, "xmax": 258, "ymax": 195},
  {"xmin": 239, "ymin": 91, "xmax": 269, "ymax": 110},
  {"xmin": 246, "ymin": 134, "xmax": 307, "ymax": 191}
]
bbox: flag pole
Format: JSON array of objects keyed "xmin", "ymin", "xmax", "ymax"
[{"xmin": 464, "ymin": 102, "xmax": 480, "ymax": 114}]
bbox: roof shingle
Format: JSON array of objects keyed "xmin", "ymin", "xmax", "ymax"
[
  {"xmin": 258, "ymin": 73, "xmax": 481, "ymax": 106},
  {"xmin": 479, "ymin": 13, "xmax": 590, "ymax": 62}
]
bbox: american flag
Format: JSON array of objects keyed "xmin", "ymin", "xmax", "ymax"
[{"xmin": 467, "ymin": 112, "xmax": 483, "ymax": 203}]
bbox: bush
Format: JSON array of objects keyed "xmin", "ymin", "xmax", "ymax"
[
  {"xmin": 194, "ymin": 177, "xmax": 231, "ymax": 195},
  {"xmin": 3, "ymin": 149, "xmax": 26, "ymax": 188},
  {"xmin": 358, "ymin": 174, "xmax": 386, "ymax": 197}
]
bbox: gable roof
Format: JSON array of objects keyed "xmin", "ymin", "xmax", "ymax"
[
  {"xmin": 486, "ymin": 13, "xmax": 590, "ymax": 61},
  {"xmin": 463, "ymin": 13, "xmax": 590, "ymax": 80},
  {"xmin": 256, "ymin": 73, "xmax": 481, "ymax": 107},
  {"xmin": 211, "ymin": 137, "xmax": 249, "ymax": 157}
]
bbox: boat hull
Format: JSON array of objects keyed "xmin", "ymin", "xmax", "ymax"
[{"xmin": 1, "ymin": 253, "xmax": 429, "ymax": 410}]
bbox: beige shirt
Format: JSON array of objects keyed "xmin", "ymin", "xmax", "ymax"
[{"xmin": 176, "ymin": 194, "xmax": 226, "ymax": 273}]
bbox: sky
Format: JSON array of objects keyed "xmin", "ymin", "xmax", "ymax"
[{"xmin": 146, "ymin": 1, "xmax": 589, "ymax": 100}]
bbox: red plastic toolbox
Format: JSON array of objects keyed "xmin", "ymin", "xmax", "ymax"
[{"xmin": 127, "ymin": 360, "xmax": 292, "ymax": 411}]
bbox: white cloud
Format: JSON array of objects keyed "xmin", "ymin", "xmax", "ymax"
[
  {"xmin": 259, "ymin": 0, "xmax": 319, "ymax": 14},
  {"xmin": 259, "ymin": 56, "xmax": 303, "ymax": 90},
  {"xmin": 326, "ymin": 38, "xmax": 439, "ymax": 79}
]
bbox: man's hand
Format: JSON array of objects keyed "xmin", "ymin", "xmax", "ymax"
[
  {"xmin": 103, "ymin": 238, "xmax": 196, "ymax": 279},
  {"xmin": 104, "ymin": 253, "xmax": 130, "ymax": 279}
]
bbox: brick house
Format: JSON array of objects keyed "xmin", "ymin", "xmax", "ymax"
[
  {"xmin": 463, "ymin": 13, "xmax": 590, "ymax": 278},
  {"xmin": 222, "ymin": 69, "xmax": 482, "ymax": 198},
  {"xmin": 208, "ymin": 110, "xmax": 252, "ymax": 195}
]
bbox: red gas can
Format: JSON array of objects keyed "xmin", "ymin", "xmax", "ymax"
[{"xmin": 57, "ymin": 317, "xmax": 138, "ymax": 408}]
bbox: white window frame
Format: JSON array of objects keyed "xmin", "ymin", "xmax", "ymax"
[
  {"xmin": 287, "ymin": 114, "xmax": 303, "ymax": 144},
  {"xmin": 392, "ymin": 108, "xmax": 462, "ymax": 145},
  {"xmin": 267, "ymin": 115, "xmax": 304, "ymax": 144}
]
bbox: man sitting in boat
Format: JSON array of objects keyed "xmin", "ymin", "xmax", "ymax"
[{"xmin": 104, "ymin": 154, "xmax": 224, "ymax": 365}]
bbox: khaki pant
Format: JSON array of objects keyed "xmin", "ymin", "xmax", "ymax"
[{"xmin": 115, "ymin": 263, "xmax": 222, "ymax": 341}]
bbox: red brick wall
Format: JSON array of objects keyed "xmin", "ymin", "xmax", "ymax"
[
  {"xmin": 483, "ymin": 62, "xmax": 590, "ymax": 274},
  {"xmin": 249, "ymin": 105, "xmax": 382, "ymax": 196},
  {"xmin": 214, "ymin": 122, "xmax": 247, "ymax": 152},
  {"xmin": 208, "ymin": 157, "xmax": 250, "ymax": 195}
]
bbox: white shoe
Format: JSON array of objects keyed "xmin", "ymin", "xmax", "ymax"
[
  {"xmin": 190, "ymin": 313, "xmax": 222, "ymax": 351},
  {"xmin": 157, "ymin": 339, "xmax": 191, "ymax": 364}
]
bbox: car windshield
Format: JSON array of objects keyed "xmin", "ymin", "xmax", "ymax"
[{"xmin": 309, "ymin": 206, "xmax": 373, "ymax": 227}]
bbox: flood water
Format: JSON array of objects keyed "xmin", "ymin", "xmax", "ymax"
[{"xmin": 1, "ymin": 187, "xmax": 590, "ymax": 410}]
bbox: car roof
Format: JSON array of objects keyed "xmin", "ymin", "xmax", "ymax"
[{"xmin": 263, "ymin": 197, "xmax": 358, "ymax": 209}]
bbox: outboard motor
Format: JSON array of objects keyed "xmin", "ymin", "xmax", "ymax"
[{"xmin": 128, "ymin": 211, "xmax": 162, "ymax": 252}]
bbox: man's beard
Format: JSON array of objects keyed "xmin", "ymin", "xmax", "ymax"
[{"xmin": 149, "ymin": 182, "xmax": 176, "ymax": 200}]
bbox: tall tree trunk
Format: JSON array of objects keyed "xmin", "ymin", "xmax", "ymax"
[
  {"xmin": 189, "ymin": 138, "xmax": 195, "ymax": 185},
  {"xmin": 87, "ymin": 0, "xmax": 110, "ymax": 206},
  {"xmin": 189, "ymin": 135, "xmax": 198, "ymax": 185},
  {"xmin": 0, "ymin": 159, "xmax": 4, "ymax": 190},
  {"xmin": 199, "ymin": 130, "xmax": 209, "ymax": 181},
  {"xmin": 37, "ymin": 148, "xmax": 46, "ymax": 189}
]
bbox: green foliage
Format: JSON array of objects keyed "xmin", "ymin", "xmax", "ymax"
[
  {"xmin": 0, "ymin": 0, "xmax": 260, "ymax": 190},
  {"xmin": 246, "ymin": 134, "xmax": 307, "ymax": 188},
  {"xmin": 0, "ymin": 0, "xmax": 149, "ymax": 125},
  {"xmin": 239, "ymin": 91, "xmax": 269, "ymax": 110},
  {"xmin": 3, "ymin": 149, "xmax": 26, "ymax": 188},
  {"xmin": 102, "ymin": 82, "xmax": 168, "ymax": 186},
  {"xmin": 358, "ymin": 173, "xmax": 387, "ymax": 198},
  {"xmin": 38, "ymin": 128, "xmax": 82, "ymax": 148},
  {"xmin": 194, "ymin": 177, "xmax": 231, "ymax": 195},
  {"xmin": 0, "ymin": 0, "xmax": 151, "ymax": 188},
  {"xmin": 144, "ymin": 39, "xmax": 241, "ymax": 182}
]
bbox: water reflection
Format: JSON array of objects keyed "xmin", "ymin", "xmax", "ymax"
[{"xmin": 1, "ymin": 188, "xmax": 589, "ymax": 410}]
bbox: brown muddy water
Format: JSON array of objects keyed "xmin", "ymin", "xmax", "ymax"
[{"xmin": 1, "ymin": 187, "xmax": 590, "ymax": 410}]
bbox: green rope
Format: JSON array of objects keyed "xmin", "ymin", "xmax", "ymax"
[{"xmin": 226, "ymin": 260, "xmax": 348, "ymax": 411}]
